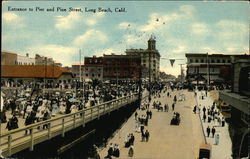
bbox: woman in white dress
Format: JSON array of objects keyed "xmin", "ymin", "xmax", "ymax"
[
  {"xmin": 70, "ymin": 103, "xmax": 77, "ymax": 113},
  {"xmin": 51, "ymin": 101, "xmax": 59, "ymax": 116}
]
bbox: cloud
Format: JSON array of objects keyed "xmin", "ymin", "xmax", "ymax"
[
  {"xmin": 85, "ymin": 12, "xmax": 104, "ymax": 26},
  {"xmin": 72, "ymin": 29, "xmax": 108, "ymax": 47},
  {"xmin": 25, "ymin": 45, "xmax": 78, "ymax": 66},
  {"xmin": 192, "ymin": 23, "xmax": 209, "ymax": 35},
  {"xmin": 2, "ymin": 12, "xmax": 25, "ymax": 28},
  {"xmin": 2, "ymin": 12, "xmax": 18, "ymax": 21},
  {"xmin": 54, "ymin": 12, "xmax": 104, "ymax": 30},
  {"xmin": 54, "ymin": 12, "xmax": 81, "ymax": 30},
  {"xmin": 172, "ymin": 45, "xmax": 188, "ymax": 54}
]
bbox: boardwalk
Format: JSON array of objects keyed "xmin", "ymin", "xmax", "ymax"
[
  {"xmin": 0, "ymin": 93, "xmax": 140, "ymax": 157},
  {"xmin": 99, "ymin": 89, "xmax": 205, "ymax": 159}
]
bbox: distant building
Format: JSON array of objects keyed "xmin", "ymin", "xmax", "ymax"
[
  {"xmin": 185, "ymin": 53, "xmax": 247, "ymax": 84},
  {"xmin": 219, "ymin": 54, "xmax": 250, "ymax": 158},
  {"xmin": 125, "ymin": 36, "xmax": 161, "ymax": 81},
  {"xmin": 82, "ymin": 64, "xmax": 103, "ymax": 82},
  {"xmin": 1, "ymin": 51, "xmax": 35, "ymax": 65},
  {"xmin": 71, "ymin": 64, "xmax": 83, "ymax": 81},
  {"xmin": 1, "ymin": 51, "xmax": 17, "ymax": 65},
  {"xmin": 1, "ymin": 65, "xmax": 73, "ymax": 85},
  {"xmin": 71, "ymin": 63, "xmax": 103, "ymax": 82},
  {"xmin": 35, "ymin": 54, "xmax": 55, "ymax": 65},
  {"xmin": 102, "ymin": 54, "xmax": 141, "ymax": 81},
  {"xmin": 84, "ymin": 56, "xmax": 103, "ymax": 65},
  {"xmin": 16, "ymin": 53, "xmax": 35, "ymax": 65}
]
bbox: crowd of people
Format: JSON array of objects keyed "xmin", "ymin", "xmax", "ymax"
[
  {"xmin": 0, "ymin": 80, "xmax": 140, "ymax": 133},
  {"xmin": 194, "ymin": 92, "xmax": 226, "ymax": 146}
]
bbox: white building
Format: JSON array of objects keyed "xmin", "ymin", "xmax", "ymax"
[
  {"xmin": 16, "ymin": 53, "xmax": 35, "ymax": 65},
  {"xmin": 125, "ymin": 36, "xmax": 161, "ymax": 81}
]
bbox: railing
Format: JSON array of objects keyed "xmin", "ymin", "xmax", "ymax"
[{"xmin": 0, "ymin": 93, "xmax": 139, "ymax": 157}]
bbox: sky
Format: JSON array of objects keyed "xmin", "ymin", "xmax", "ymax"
[{"xmin": 2, "ymin": 1, "xmax": 249, "ymax": 77}]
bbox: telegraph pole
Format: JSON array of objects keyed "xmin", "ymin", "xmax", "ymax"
[
  {"xmin": 179, "ymin": 64, "xmax": 185, "ymax": 82},
  {"xmin": 79, "ymin": 49, "xmax": 82, "ymax": 83}
]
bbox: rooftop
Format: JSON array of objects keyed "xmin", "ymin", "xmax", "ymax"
[
  {"xmin": 185, "ymin": 53, "xmax": 249, "ymax": 57},
  {"xmin": 1, "ymin": 65, "xmax": 72, "ymax": 79}
]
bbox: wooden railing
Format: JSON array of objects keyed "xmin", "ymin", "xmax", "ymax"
[{"xmin": 0, "ymin": 93, "xmax": 139, "ymax": 157}]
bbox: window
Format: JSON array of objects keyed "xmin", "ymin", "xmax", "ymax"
[
  {"xmin": 190, "ymin": 59, "xmax": 193, "ymax": 63},
  {"xmin": 217, "ymin": 59, "xmax": 220, "ymax": 63},
  {"xmin": 211, "ymin": 59, "xmax": 215, "ymax": 63},
  {"xmin": 86, "ymin": 74, "xmax": 88, "ymax": 77},
  {"xmin": 227, "ymin": 59, "xmax": 231, "ymax": 63},
  {"xmin": 201, "ymin": 59, "xmax": 204, "ymax": 63},
  {"xmin": 92, "ymin": 74, "xmax": 94, "ymax": 77},
  {"xmin": 195, "ymin": 59, "xmax": 199, "ymax": 63},
  {"xmin": 98, "ymin": 74, "xmax": 101, "ymax": 77},
  {"xmin": 222, "ymin": 59, "xmax": 226, "ymax": 63}
]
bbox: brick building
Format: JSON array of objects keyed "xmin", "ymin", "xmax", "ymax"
[{"xmin": 102, "ymin": 54, "xmax": 141, "ymax": 81}]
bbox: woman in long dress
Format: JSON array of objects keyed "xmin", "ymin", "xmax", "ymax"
[
  {"xmin": 128, "ymin": 145, "xmax": 134, "ymax": 157},
  {"xmin": 51, "ymin": 101, "xmax": 59, "ymax": 116}
]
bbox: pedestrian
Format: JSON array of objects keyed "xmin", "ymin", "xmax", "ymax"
[
  {"xmin": 42, "ymin": 110, "xmax": 51, "ymax": 129},
  {"xmin": 141, "ymin": 131, "xmax": 145, "ymax": 142},
  {"xmin": 129, "ymin": 133, "xmax": 135, "ymax": 145},
  {"xmin": 203, "ymin": 106, "xmax": 206, "ymax": 114},
  {"xmin": 135, "ymin": 112, "xmax": 138, "ymax": 120},
  {"xmin": 222, "ymin": 118, "xmax": 225, "ymax": 127},
  {"xmin": 149, "ymin": 110, "xmax": 152, "ymax": 119},
  {"xmin": 140, "ymin": 125, "xmax": 144, "ymax": 133},
  {"xmin": 128, "ymin": 145, "xmax": 134, "ymax": 157},
  {"xmin": 24, "ymin": 114, "xmax": 34, "ymax": 134},
  {"xmin": 107, "ymin": 143, "xmax": 113, "ymax": 156},
  {"xmin": 217, "ymin": 117, "xmax": 221, "ymax": 126},
  {"xmin": 145, "ymin": 116, "xmax": 148, "ymax": 126},
  {"xmin": 145, "ymin": 130, "xmax": 150, "ymax": 142},
  {"xmin": 212, "ymin": 127, "xmax": 216, "ymax": 138},
  {"xmin": 203, "ymin": 113, "xmax": 206, "ymax": 122},
  {"xmin": 6, "ymin": 118, "xmax": 13, "ymax": 131},
  {"xmin": 172, "ymin": 103, "xmax": 175, "ymax": 111},
  {"xmin": 193, "ymin": 105, "xmax": 197, "ymax": 114},
  {"xmin": 214, "ymin": 134, "xmax": 220, "ymax": 145},
  {"xmin": 113, "ymin": 144, "xmax": 120, "ymax": 157},
  {"xmin": 206, "ymin": 126, "xmax": 210, "ymax": 137}
]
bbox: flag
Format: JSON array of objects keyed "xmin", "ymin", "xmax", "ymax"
[{"xmin": 170, "ymin": 59, "xmax": 175, "ymax": 67}]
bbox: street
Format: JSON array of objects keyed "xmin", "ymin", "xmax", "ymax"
[{"xmin": 99, "ymin": 89, "xmax": 205, "ymax": 159}]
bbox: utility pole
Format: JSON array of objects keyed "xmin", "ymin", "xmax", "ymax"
[
  {"xmin": 79, "ymin": 49, "xmax": 82, "ymax": 83},
  {"xmin": 206, "ymin": 52, "xmax": 210, "ymax": 89},
  {"xmin": 179, "ymin": 64, "xmax": 185, "ymax": 82}
]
